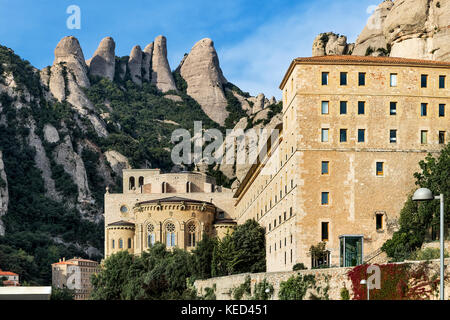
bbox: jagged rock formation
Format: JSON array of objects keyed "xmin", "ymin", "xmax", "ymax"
[
  {"xmin": 247, "ymin": 93, "xmax": 272, "ymax": 114},
  {"xmin": 142, "ymin": 43, "xmax": 154, "ymax": 82},
  {"xmin": 0, "ymin": 151, "xmax": 8, "ymax": 236},
  {"xmin": 53, "ymin": 135, "xmax": 92, "ymax": 203},
  {"xmin": 128, "ymin": 45, "xmax": 143, "ymax": 86},
  {"xmin": 53, "ymin": 36, "xmax": 90, "ymax": 88},
  {"xmin": 179, "ymin": 38, "xmax": 229, "ymax": 125},
  {"xmin": 352, "ymin": 0, "xmax": 394, "ymax": 56},
  {"xmin": 87, "ymin": 37, "xmax": 116, "ymax": 81},
  {"xmin": 151, "ymin": 35, "xmax": 177, "ymax": 92},
  {"xmin": 49, "ymin": 36, "xmax": 108, "ymax": 137},
  {"xmin": 313, "ymin": 0, "xmax": 450, "ymax": 61},
  {"xmin": 312, "ymin": 32, "xmax": 353, "ymax": 56},
  {"xmin": 384, "ymin": 0, "xmax": 450, "ymax": 61},
  {"xmin": 104, "ymin": 150, "xmax": 131, "ymax": 177},
  {"xmin": 43, "ymin": 123, "xmax": 60, "ymax": 143},
  {"xmin": 27, "ymin": 121, "xmax": 61, "ymax": 202}
]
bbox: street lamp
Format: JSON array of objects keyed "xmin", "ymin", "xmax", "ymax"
[
  {"xmin": 412, "ymin": 188, "xmax": 445, "ymax": 300},
  {"xmin": 360, "ymin": 279, "xmax": 369, "ymax": 300}
]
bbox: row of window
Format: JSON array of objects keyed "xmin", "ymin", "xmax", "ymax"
[
  {"xmin": 267, "ymin": 207, "xmax": 293, "ymax": 232},
  {"xmin": 321, "ymin": 101, "xmax": 446, "ymax": 117},
  {"xmin": 112, "ymin": 238, "xmax": 133, "ymax": 249},
  {"xmin": 322, "ymin": 72, "xmax": 446, "ymax": 88},
  {"xmin": 320, "ymin": 215, "xmax": 384, "ymax": 243},
  {"xmin": 321, "ymin": 161, "xmax": 385, "ymax": 180},
  {"xmin": 269, "ymin": 234, "xmax": 293, "ymax": 254},
  {"xmin": 321, "ymin": 128, "xmax": 446, "ymax": 144}
]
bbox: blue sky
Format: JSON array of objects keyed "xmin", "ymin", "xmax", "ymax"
[{"xmin": 0, "ymin": 0, "xmax": 378, "ymax": 98}]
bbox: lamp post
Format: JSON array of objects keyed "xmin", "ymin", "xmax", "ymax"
[
  {"xmin": 412, "ymin": 188, "xmax": 445, "ymax": 300},
  {"xmin": 360, "ymin": 279, "xmax": 369, "ymax": 300}
]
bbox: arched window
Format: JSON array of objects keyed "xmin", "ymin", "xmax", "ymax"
[
  {"xmin": 211, "ymin": 184, "xmax": 215, "ymax": 193},
  {"xmin": 166, "ymin": 222, "xmax": 176, "ymax": 247},
  {"xmin": 119, "ymin": 239, "xmax": 123, "ymax": 249},
  {"xmin": 162, "ymin": 182, "xmax": 166, "ymax": 193},
  {"xmin": 147, "ymin": 224, "xmax": 155, "ymax": 247},
  {"xmin": 112, "ymin": 239, "xmax": 115, "ymax": 249},
  {"xmin": 129, "ymin": 177, "xmax": 135, "ymax": 190},
  {"xmin": 138, "ymin": 176, "xmax": 144, "ymax": 189},
  {"xmin": 128, "ymin": 238, "xmax": 132, "ymax": 249},
  {"xmin": 187, "ymin": 222, "xmax": 196, "ymax": 247},
  {"xmin": 186, "ymin": 182, "xmax": 191, "ymax": 193}
]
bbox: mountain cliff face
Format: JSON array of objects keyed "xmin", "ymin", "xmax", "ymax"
[
  {"xmin": 0, "ymin": 34, "xmax": 279, "ymax": 284},
  {"xmin": 312, "ymin": 0, "xmax": 450, "ymax": 61}
]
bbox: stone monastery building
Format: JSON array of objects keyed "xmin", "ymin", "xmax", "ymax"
[{"xmin": 105, "ymin": 55, "xmax": 449, "ymax": 272}]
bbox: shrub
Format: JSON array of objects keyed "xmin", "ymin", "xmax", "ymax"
[
  {"xmin": 340, "ymin": 287, "xmax": 350, "ymax": 300},
  {"xmin": 232, "ymin": 275, "xmax": 251, "ymax": 300},
  {"xmin": 278, "ymin": 274, "xmax": 316, "ymax": 300},
  {"xmin": 293, "ymin": 263, "xmax": 307, "ymax": 271}
]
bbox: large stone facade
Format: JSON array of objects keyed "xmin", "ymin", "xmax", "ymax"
[
  {"xmin": 104, "ymin": 56, "xmax": 449, "ymax": 275},
  {"xmin": 235, "ymin": 56, "xmax": 449, "ymax": 272},
  {"xmin": 104, "ymin": 170, "xmax": 236, "ymax": 257}
]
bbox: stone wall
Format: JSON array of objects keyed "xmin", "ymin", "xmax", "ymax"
[{"xmin": 195, "ymin": 258, "xmax": 450, "ymax": 300}]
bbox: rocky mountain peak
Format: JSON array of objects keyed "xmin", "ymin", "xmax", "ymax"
[
  {"xmin": 312, "ymin": 0, "xmax": 449, "ymax": 61},
  {"xmin": 142, "ymin": 42, "xmax": 154, "ymax": 82},
  {"xmin": 129, "ymin": 45, "xmax": 143, "ymax": 86},
  {"xmin": 151, "ymin": 35, "xmax": 177, "ymax": 92},
  {"xmin": 87, "ymin": 36, "xmax": 116, "ymax": 81},
  {"xmin": 179, "ymin": 37, "xmax": 229, "ymax": 125},
  {"xmin": 53, "ymin": 36, "xmax": 90, "ymax": 88},
  {"xmin": 312, "ymin": 32, "xmax": 353, "ymax": 56}
]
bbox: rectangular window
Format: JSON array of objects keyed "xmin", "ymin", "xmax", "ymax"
[
  {"xmin": 322, "ymin": 72, "xmax": 329, "ymax": 85},
  {"xmin": 284, "ymin": 211, "xmax": 286, "ymax": 221},
  {"xmin": 321, "ymin": 222, "xmax": 329, "ymax": 241},
  {"xmin": 421, "ymin": 74, "xmax": 428, "ymax": 88},
  {"xmin": 439, "ymin": 104, "xmax": 445, "ymax": 117},
  {"xmin": 269, "ymin": 223, "xmax": 271, "ymax": 231},
  {"xmin": 321, "ymin": 128, "xmax": 329, "ymax": 142},
  {"xmin": 112, "ymin": 240, "xmax": 115, "ymax": 249},
  {"xmin": 340, "ymin": 101, "xmax": 347, "ymax": 114},
  {"xmin": 390, "ymin": 102, "xmax": 397, "ymax": 115},
  {"xmin": 340, "ymin": 72, "xmax": 347, "ymax": 85},
  {"xmin": 358, "ymin": 129, "xmax": 365, "ymax": 143},
  {"xmin": 390, "ymin": 130, "xmax": 397, "ymax": 143},
  {"xmin": 340, "ymin": 129, "xmax": 347, "ymax": 142},
  {"xmin": 321, "ymin": 161, "xmax": 329, "ymax": 174},
  {"xmin": 421, "ymin": 130, "xmax": 428, "ymax": 144},
  {"xmin": 439, "ymin": 75, "xmax": 446, "ymax": 89},
  {"xmin": 321, "ymin": 101, "xmax": 329, "ymax": 114},
  {"xmin": 290, "ymin": 207, "xmax": 293, "ymax": 217},
  {"xmin": 128, "ymin": 238, "xmax": 132, "ymax": 249},
  {"xmin": 439, "ymin": 131, "xmax": 445, "ymax": 144},
  {"xmin": 321, "ymin": 192, "xmax": 329, "ymax": 205},
  {"xmin": 421, "ymin": 103, "xmax": 427, "ymax": 116},
  {"xmin": 359, "ymin": 72, "xmax": 366, "ymax": 86},
  {"xmin": 376, "ymin": 214, "xmax": 383, "ymax": 230},
  {"xmin": 358, "ymin": 101, "xmax": 365, "ymax": 115},
  {"xmin": 390, "ymin": 73, "xmax": 397, "ymax": 87},
  {"xmin": 376, "ymin": 162, "xmax": 384, "ymax": 176}
]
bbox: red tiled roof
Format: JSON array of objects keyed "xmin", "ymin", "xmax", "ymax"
[
  {"xmin": 293, "ymin": 55, "xmax": 450, "ymax": 66},
  {"xmin": 280, "ymin": 55, "xmax": 450, "ymax": 89},
  {"xmin": 0, "ymin": 270, "xmax": 18, "ymax": 276}
]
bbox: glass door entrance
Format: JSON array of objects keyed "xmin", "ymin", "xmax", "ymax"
[{"xmin": 339, "ymin": 235, "xmax": 363, "ymax": 267}]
